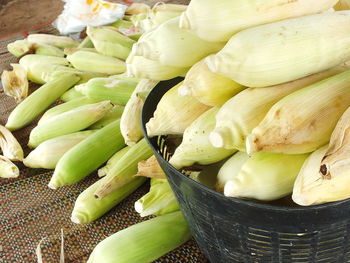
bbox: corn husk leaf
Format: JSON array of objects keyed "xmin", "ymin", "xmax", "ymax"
[
  {"xmin": 0, "ymin": 125, "xmax": 23, "ymax": 161},
  {"xmin": 27, "ymin": 34, "xmax": 79, "ymax": 48},
  {"xmin": 1, "ymin": 64, "xmax": 29, "ymax": 103},
  {"xmin": 136, "ymin": 155, "xmax": 166, "ymax": 179},
  {"xmin": 0, "ymin": 155, "xmax": 19, "ymax": 178},
  {"xmin": 335, "ymin": 0, "xmax": 350, "ymax": 10},
  {"xmin": 98, "ymin": 146, "xmax": 131, "ymax": 177}
]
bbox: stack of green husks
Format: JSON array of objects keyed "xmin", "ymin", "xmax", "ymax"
[{"xmin": 3, "ymin": 0, "xmax": 350, "ymax": 262}]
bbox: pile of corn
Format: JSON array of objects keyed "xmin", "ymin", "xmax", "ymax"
[{"xmin": 2, "ymin": 0, "xmax": 350, "ymax": 262}]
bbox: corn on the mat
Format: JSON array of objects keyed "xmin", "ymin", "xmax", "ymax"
[
  {"xmin": 71, "ymin": 176, "xmax": 145, "ymax": 224},
  {"xmin": 94, "ymin": 138, "xmax": 153, "ymax": 199},
  {"xmin": 169, "ymin": 108, "xmax": 235, "ymax": 169},
  {"xmin": 98, "ymin": 146, "xmax": 131, "ymax": 177},
  {"xmin": 222, "ymin": 151, "xmax": 309, "ymax": 201},
  {"xmin": 89, "ymin": 105, "xmax": 125, "ymax": 130},
  {"xmin": 136, "ymin": 155, "xmax": 166, "ymax": 179},
  {"xmin": 6, "ymin": 72, "xmax": 80, "ymax": 131},
  {"xmin": 335, "ymin": 0, "xmax": 350, "ymax": 10},
  {"xmin": 246, "ymin": 69, "xmax": 350, "ymax": 155},
  {"xmin": 24, "ymin": 130, "xmax": 95, "ymax": 169},
  {"xmin": 60, "ymin": 88, "xmax": 84, "ymax": 102},
  {"xmin": 78, "ymin": 36, "xmax": 94, "ymax": 48},
  {"xmin": 7, "ymin": 39, "xmax": 65, "ymax": 58},
  {"xmin": 27, "ymin": 34, "xmax": 79, "ymax": 48},
  {"xmin": 179, "ymin": 59, "xmax": 245, "ymax": 107},
  {"xmin": 1, "ymin": 63, "xmax": 28, "ymax": 103},
  {"xmin": 206, "ymin": 11, "xmax": 350, "ymax": 87},
  {"xmin": 63, "ymin": 47, "xmax": 98, "ymax": 55},
  {"xmin": 146, "ymin": 82, "xmax": 211, "ymax": 137},
  {"xmin": 87, "ymin": 211, "xmax": 191, "ymax": 263},
  {"xmin": 0, "ymin": 125, "xmax": 23, "ymax": 161},
  {"xmin": 210, "ymin": 64, "xmax": 350, "ymax": 151},
  {"xmin": 48, "ymin": 120, "xmax": 125, "ymax": 189},
  {"xmin": 135, "ymin": 178, "xmax": 179, "ymax": 217},
  {"xmin": 0, "ymin": 155, "xmax": 19, "ymax": 178}
]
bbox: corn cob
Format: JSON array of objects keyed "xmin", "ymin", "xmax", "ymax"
[
  {"xmin": 222, "ymin": 152, "xmax": 309, "ymax": 200},
  {"xmin": 87, "ymin": 211, "xmax": 190, "ymax": 263},
  {"xmin": 0, "ymin": 156, "xmax": 19, "ymax": 178},
  {"xmin": 28, "ymin": 101, "xmax": 113, "ymax": 148},
  {"xmin": 146, "ymin": 82, "xmax": 211, "ymax": 137},
  {"xmin": 78, "ymin": 37, "xmax": 94, "ymax": 48},
  {"xmin": 7, "ymin": 39, "xmax": 65, "ymax": 57},
  {"xmin": 60, "ymin": 88, "xmax": 84, "ymax": 102},
  {"xmin": 38, "ymin": 97, "xmax": 97, "ymax": 125},
  {"xmin": 0, "ymin": 125, "xmax": 23, "ymax": 161},
  {"xmin": 169, "ymin": 108, "xmax": 235, "ymax": 169},
  {"xmin": 335, "ymin": 0, "xmax": 350, "ymax": 10},
  {"xmin": 66, "ymin": 51, "xmax": 126, "ymax": 75},
  {"xmin": 89, "ymin": 105, "xmax": 124, "ymax": 130},
  {"xmin": 6, "ymin": 72, "xmax": 80, "ymax": 131},
  {"xmin": 27, "ymin": 34, "xmax": 79, "ymax": 48},
  {"xmin": 246, "ymin": 69, "xmax": 350, "ymax": 155},
  {"xmin": 120, "ymin": 79, "xmax": 158, "ymax": 145},
  {"xmin": 87, "ymin": 26, "xmax": 135, "ymax": 60},
  {"xmin": 94, "ymin": 138, "xmax": 153, "ymax": 199},
  {"xmin": 1, "ymin": 63, "xmax": 28, "ymax": 103},
  {"xmin": 136, "ymin": 155, "xmax": 166, "ymax": 179},
  {"xmin": 98, "ymin": 146, "xmax": 131, "ymax": 177},
  {"xmin": 134, "ymin": 17, "xmax": 224, "ymax": 68},
  {"xmin": 71, "ymin": 175, "xmax": 145, "ymax": 224},
  {"xmin": 206, "ymin": 11, "xmax": 350, "ymax": 87},
  {"xmin": 24, "ymin": 130, "xmax": 95, "ymax": 169},
  {"xmin": 48, "ymin": 119, "xmax": 125, "ymax": 189},
  {"xmin": 75, "ymin": 78, "xmax": 138, "ymax": 105},
  {"xmin": 210, "ymin": 64, "xmax": 350, "ymax": 151}
]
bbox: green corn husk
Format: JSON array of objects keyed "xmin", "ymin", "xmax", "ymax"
[
  {"xmin": 75, "ymin": 78, "xmax": 138, "ymax": 105},
  {"xmin": 109, "ymin": 20, "xmax": 142, "ymax": 41},
  {"xmin": 6, "ymin": 72, "xmax": 80, "ymax": 131},
  {"xmin": 179, "ymin": 59, "xmax": 245, "ymax": 107},
  {"xmin": 28, "ymin": 101, "xmax": 113, "ymax": 148},
  {"xmin": 169, "ymin": 108, "xmax": 235, "ymax": 169},
  {"xmin": 7, "ymin": 39, "xmax": 65, "ymax": 57},
  {"xmin": 63, "ymin": 47, "xmax": 98, "ymax": 55},
  {"xmin": 87, "ymin": 211, "xmax": 191, "ymax": 263},
  {"xmin": 78, "ymin": 37, "xmax": 94, "ymax": 48},
  {"xmin": 210, "ymin": 64, "xmax": 350, "ymax": 151},
  {"xmin": 0, "ymin": 125, "xmax": 23, "ymax": 161},
  {"xmin": 89, "ymin": 105, "xmax": 125, "ymax": 130},
  {"xmin": 1, "ymin": 63, "xmax": 29, "ymax": 103},
  {"xmin": 247, "ymin": 69, "xmax": 350, "ymax": 155},
  {"xmin": 135, "ymin": 178, "xmax": 179, "ymax": 217},
  {"xmin": 146, "ymin": 82, "xmax": 211, "ymax": 137},
  {"xmin": 134, "ymin": 17, "xmax": 224, "ymax": 68},
  {"xmin": 60, "ymin": 88, "xmax": 84, "ymax": 102},
  {"xmin": 24, "ymin": 130, "xmax": 95, "ymax": 169},
  {"xmin": 121, "ymin": 79, "xmax": 158, "ymax": 146},
  {"xmin": 125, "ymin": 3, "xmax": 150, "ymax": 15},
  {"xmin": 136, "ymin": 155, "xmax": 166, "ymax": 179},
  {"xmin": 179, "ymin": 0, "xmax": 337, "ymax": 42},
  {"xmin": 335, "ymin": 0, "xmax": 350, "ymax": 10},
  {"xmin": 48, "ymin": 120, "xmax": 125, "ymax": 189},
  {"xmin": 98, "ymin": 146, "xmax": 131, "ymax": 177},
  {"xmin": 24, "ymin": 64, "xmax": 75, "ymax": 85},
  {"xmin": 222, "ymin": 151, "xmax": 309, "ymax": 201},
  {"xmin": 206, "ymin": 11, "xmax": 350, "ymax": 87},
  {"xmin": 87, "ymin": 26, "xmax": 135, "ymax": 60},
  {"xmin": 94, "ymin": 138, "xmax": 153, "ymax": 199},
  {"xmin": 0, "ymin": 156, "xmax": 19, "ymax": 178},
  {"xmin": 19, "ymin": 54, "xmax": 68, "ymax": 69},
  {"xmin": 27, "ymin": 34, "xmax": 79, "ymax": 48},
  {"xmin": 71, "ymin": 175, "xmax": 146, "ymax": 224},
  {"xmin": 38, "ymin": 97, "xmax": 97, "ymax": 125},
  {"xmin": 67, "ymin": 51, "xmax": 126, "ymax": 75}
]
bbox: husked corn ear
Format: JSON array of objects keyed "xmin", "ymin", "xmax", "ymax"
[
  {"xmin": 135, "ymin": 178, "xmax": 179, "ymax": 217},
  {"xmin": 146, "ymin": 82, "xmax": 211, "ymax": 137},
  {"xmin": 24, "ymin": 130, "xmax": 95, "ymax": 169},
  {"xmin": 28, "ymin": 101, "xmax": 113, "ymax": 148},
  {"xmin": 136, "ymin": 155, "xmax": 166, "ymax": 179},
  {"xmin": 38, "ymin": 97, "xmax": 97, "ymax": 125},
  {"xmin": 71, "ymin": 175, "xmax": 145, "ymax": 224},
  {"xmin": 98, "ymin": 146, "xmax": 131, "ymax": 177},
  {"xmin": 206, "ymin": 11, "xmax": 350, "ymax": 87},
  {"xmin": 1, "ymin": 64, "xmax": 28, "ymax": 103},
  {"xmin": 94, "ymin": 138, "xmax": 153, "ymax": 199},
  {"xmin": 87, "ymin": 26, "xmax": 135, "ymax": 60},
  {"xmin": 134, "ymin": 17, "xmax": 224, "ymax": 68},
  {"xmin": 75, "ymin": 77, "xmax": 138, "ymax": 105},
  {"xmin": 222, "ymin": 152, "xmax": 309, "ymax": 201},
  {"xmin": 6, "ymin": 72, "xmax": 80, "ymax": 131},
  {"xmin": 169, "ymin": 108, "xmax": 235, "ymax": 169},
  {"xmin": 246, "ymin": 69, "xmax": 350, "ymax": 155},
  {"xmin": 210, "ymin": 64, "xmax": 350, "ymax": 151},
  {"xmin": 78, "ymin": 36, "xmax": 94, "ymax": 48},
  {"xmin": 89, "ymin": 105, "xmax": 124, "ymax": 130},
  {"xmin": 0, "ymin": 156, "xmax": 19, "ymax": 178},
  {"xmin": 179, "ymin": 59, "xmax": 245, "ymax": 107},
  {"xmin": 335, "ymin": 0, "xmax": 350, "ymax": 10},
  {"xmin": 49, "ymin": 120, "xmax": 125, "ymax": 189},
  {"xmin": 0, "ymin": 125, "xmax": 23, "ymax": 161},
  {"xmin": 7, "ymin": 39, "xmax": 64, "ymax": 57},
  {"xmin": 60, "ymin": 88, "xmax": 84, "ymax": 102},
  {"xmin": 27, "ymin": 34, "xmax": 79, "ymax": 48},
  {"xmin": 121, "ymin": 79, "xmax": 158, "ymax": 145},
  {"xmin": 67, "ymin": 51, "xmax": 126, "ymax": 75},
  {"xmin": 180, "ymin": 0, "xmax": 337, "ymax": 42}
]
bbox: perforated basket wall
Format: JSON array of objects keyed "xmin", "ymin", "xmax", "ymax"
[{"xmin": 142, "ymin": 78, "xmax": 350, "ymax": 263}]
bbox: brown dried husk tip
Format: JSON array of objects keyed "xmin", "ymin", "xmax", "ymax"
[
  {"xmin": 136, "ymin": 155, "xmax": 166, "ymax": 179},
  {"xmin": 1, "ymin": 64, "xmax": 29, "ymax": 103}
]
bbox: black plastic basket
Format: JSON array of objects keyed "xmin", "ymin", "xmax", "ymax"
[{"xmin": 141, "ymin": 78, "xmax": 350, "ymax": 263}]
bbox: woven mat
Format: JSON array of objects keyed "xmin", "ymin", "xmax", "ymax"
[{"xmin": 0, "ymin": 25, "xmax": 208, "ymax": 263}]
